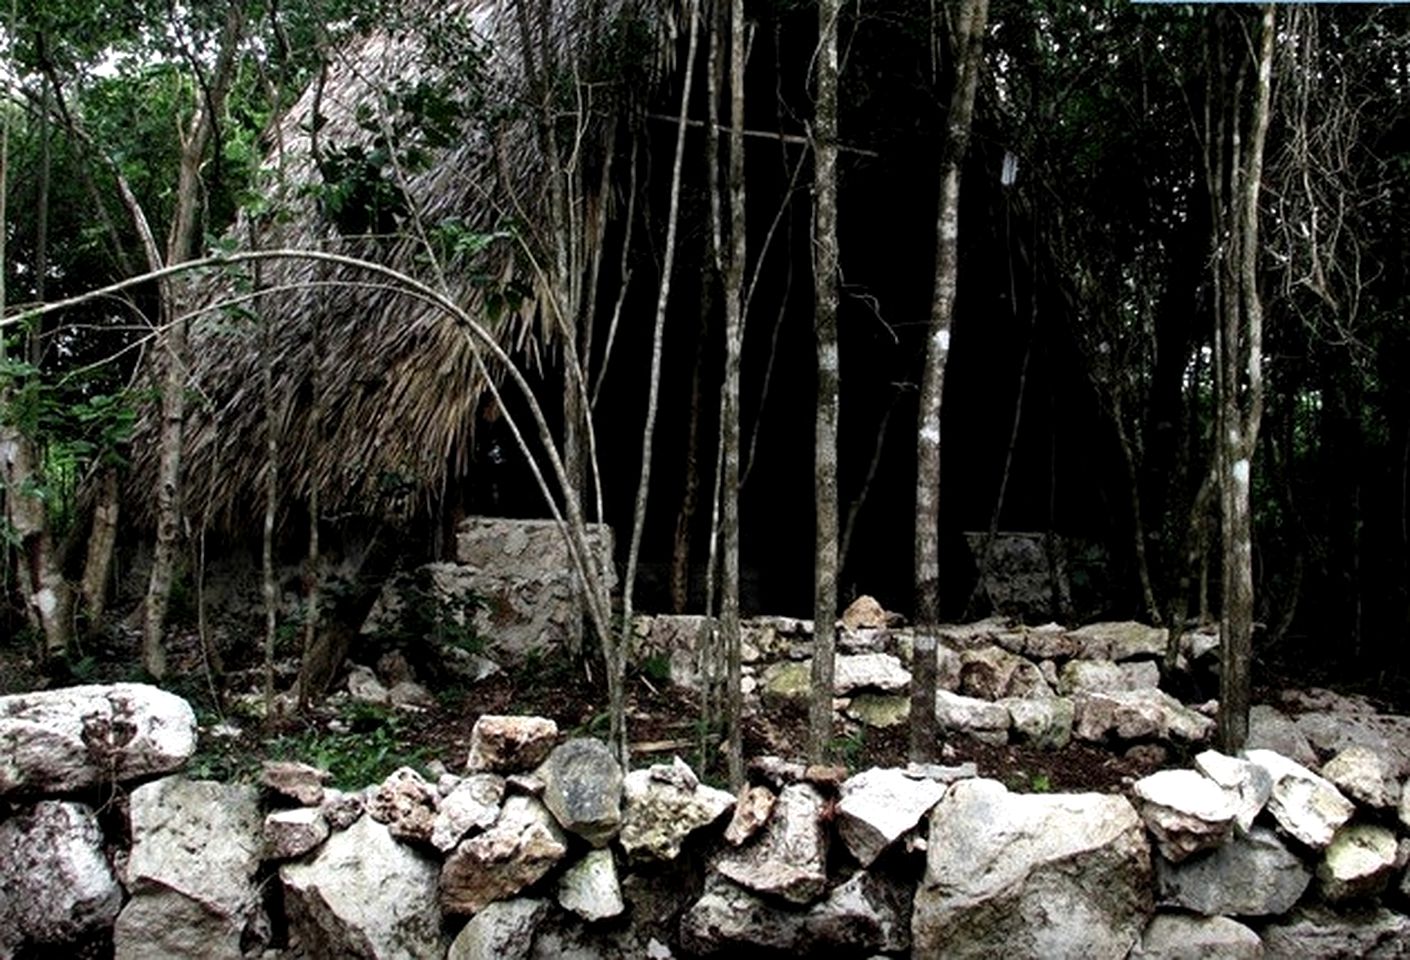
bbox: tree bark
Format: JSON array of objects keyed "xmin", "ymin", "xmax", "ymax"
[
  {"xmin": 911, "ymin": 0, "xmax": 988, "ymax": 763},
  {"xmin": 808, "ymin": 0, "xmax": 841, "ymax": 765}
]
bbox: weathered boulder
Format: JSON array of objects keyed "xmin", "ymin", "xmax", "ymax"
[
  {"xmin": 282, "ymin": 814, "xmax": 446, "ymax": 958},
  {"xmin": 1317, "ymin": 824, "xmax": 1398, "ymax": 902},
  {"xmin": 1246, "ymin": 704, "xmax": 1318, "ymax": 768},
  {"xmin": 0, "ymin": 683, "xmax": 196, "ymax": 796},
  {"xmin": 912, "ymin": 779, "xmax": 1151, "ymax": 959},
  {"xmin": 262, "ymin": 760, "xmax": 331, "ymax": 807},
  {"xmin": 716, "ymin": 783, "xmax": 829, "ymax": 904},
  {"xmin": 1321, "ymin": 745, "xmax": 1400, "ymax": 809},
  {"xmin": 991, "ymin": 622, "xmax": 1080, "ymax": 661},
  {"xmin": 636, "ymin": 614, "xmax": 710, "ymax": 686},
  {"xmin": 1129, "ymin": 914, "xmax": 1263, "ymax": 960},
  {"xmin": 836, "ymin": 766, "xmax": 946, "ymax": 867},
  {"xmin": 0, "ymin": 800, "xmax": 122, "ymax": 954},
  {"xmin": 557, "ymin": 848, "xmax": 625, "ymax": 921},
  {"xmin": 321, "ymin": 788, "xmax": 364, "ymax": 831},
  {"xmin": 1001, "ymin": 696, "xmax": 1074, "ymax": 749},
  {"xmin": 1193, "ymin": 750, "xmax": 1272, "ymax": 831},
  {"xmin": 441, "ymin": 795, "xmax": 568, "ymax": 915},
  {"xmin": 366, "ymin": 766, "xmax": 438, "ymax": 844},
  {"xmin": 959, "ymin": 645, "xmax": 1052, "ymax": 701},
  {"xmin": 760, "ymin": 661, "xmax": 811, "ymax": 699},
  {"xmin": 1154, "ymin": 825, "xmax": 1310, "ymax": 917},
  {"xmin": 467, "ymin": 715, "xmax": 558, "ymax": 774},
  {"xmin": 1057, "ymin": 659, "xmax": 1160, "ymax": 696},
  {"xmin": 1259, "ymin": 905, "xmax": 1410, "ymax": 958},
  {"xmin": 681, "ymin": 871, "xmax": 911, "ymax": 955},
  {"xmin": 446, "ymin": 897, "xmax": 550, "ymax": 960},
  {"xmin": 619, "ymin": 756, "xmax": 734, "ymax": 860},
  {"xmin": 1073, "ymin": 689, "xmax": 1214, "ymax": 745},
  {"xmin": 1245, "ymin": 749, "xmax": 1354, "ymax": 849},
  {"xmin": 834, "ymin": 653, "xmax": 911, "ymax": 694},
  {"xmin": 432, "ymin": 773, "xmax": 505, "ymax": 852},
  {"xmin": 114, "ymin": 777, "xmax": 263, "ymax": 960},
  {"xmin": 1133, "ymin": 769, "xmax": 1237, "ymax": 863},
  {"xmin": 846, "ymin": 692, "xmax": 910, "ymax": 728},
  {"xmin": 1292, "ymin": 707, "xmax": 1410, "ymax": 780},
  {"xmin": 346, "ymin": 664, "xmax": 391, "ymax": 705},
  {"xmin": 264, "ymin": 807, "xmax": 330, "ymax": 859},
  {"xmin": 724, "ymin": 784, "xmax": 775, "ymax": 847},
  {"xmin": 841, "ymin": 595, "xmax": 888, "ymax": 630},
  {"xmin": 1066, "ymin": 621, "xmax": 1166, "ymax": 661},
  {"xmin": 538, "ymin": 738, "xmax": 622, "ymax": 846},
  {"xmin": 935, "ymin": 689, "xmax": 1010, "ymax": 745}
]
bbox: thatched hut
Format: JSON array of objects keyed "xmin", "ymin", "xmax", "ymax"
[{"xmin": 126, "ymin": 0, "xmax": 678, "ymax": 535}]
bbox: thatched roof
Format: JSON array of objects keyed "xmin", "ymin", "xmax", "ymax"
[{"xmin": 127, "ymin": 0, "xmax": 678, "ymax": 531}]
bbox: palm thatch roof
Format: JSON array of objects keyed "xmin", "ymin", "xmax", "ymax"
[{"xmin": 126, "ymin": 0, "xmax": 679, "ymax": 532}]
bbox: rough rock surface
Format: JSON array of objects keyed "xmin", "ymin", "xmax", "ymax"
[
  {"xmin": 619, "ymin": 757, "xmax": 734, "ymax": 860},
  {"xmin": 557, "ymin": 848, "xmax": 625, "ymax": 921},
  {"xmin": 262, "ymin": 760, "xmax": 331, "ymax": 807},
  {"xmin": 441, "ymin": 795, "xmax": 568, "ymax": 915},
  {"xmin": 1192, "ymin": 750, "xmax": 1271, "ymax": 831},
  {"xmin": 282, "ymin": 814, "xmax": 446, "ymax": 958},
  {"xmin": 716, "ymin": 783, "xmax": 829, "ymax": 904},
  {"xmin": 1291, "ymin": 706, "xmax": 1410, "ymax": 780},
  {"xmin": 1246, "ymin": 749, "xmax": 1354, "ymax": 849},
  {"xmin": 959, "ymin": 645, "xmax": 1051, "ymax": 700},
  {"xmin": 681, "ymin": 871, "xmax": 910, "ymax": 955},
  {"xmin": 841, "ymin": 595, "xmax": 888, "ymax": 630},
  {"xmin": 0, "ymin": 800, "xmax": 122, "ymax": 953},
  {"xmin": 1154, "ymin": 825, "xmax": 1310, "ymax": 917},
  {"xmin": 432, "ymin": 773, "xmax": 505, "ymax": 852},
  {"xmin": 1316, "ymin": 824, "xmax": 1398, "ymax": 902},
  {"xmin": 365, "ymin": 767, "xmax": 439, "ymax": 844},
  {"xmin": 538, "ymin": 738, "xmax": 623, "ymax": 846},
  {"xmin": 846, "ymin": 693, "xmax": 910, "ymax": 728},
  {"xmin": 1245, "ymin": 704, "xmax": 1318, "ymax": 767},
  {"xmin": 1058, "ymin": 659, "xmax": 1160, "ymax": 696},
  {"xmin": 1073, "ymin": 689, "xmax": 1214, "ymax": 745},
  {"xmin": 0, "ymin": 683, "xmax": 196, "ymax": 795},
  {"xmin": 1001, "ymin": 696, "xmax": 1074, "ymax": 749},
  {"xmin": 466, "ymin": 715, "xmax": 558, "ymax": 774},
  {"xmin": 1065, "ymin": 622, "xmax": 1166, "ymax": 661},
  {"xmin": 114, "ymin": 776, "xmax": 263, "ymax": 960},
  {"xmin": 724, "ymin": 785, "xmax": 775, "ymax": 847},
  {"xmin": 264, "ymin": 807, "xmax": 330, "ymax": 859},
  {"xmin": 836, "ymin": 766, "xmax": 946, "ymax": 867},
  {"xmin": 833, "ymin": 653, "xmax": 910, "ymax": 694},
  {"xmin": 1321, "ymin": 745, "xmax": 1400, "ymax": 809},
  {"xmin": 446, "ymin": 897, "xmax": 550, "ymax": 960},
  {"xmin": 1259, "ymin": 905, "xmax": 1410, "ymax": 958},
  {"xmin": 935, "ymin": 690, "xmax": 1010, "ymax": 745},
  {"xmin": 912, "ymin": 779, "xmax": 1152, "ymax": 959},
  {"xmin": 1132, "ymin": 769, "xmax": 1237, "ymax": 862},
  {"xmin": 1129, "ymin": 914, "xmax": 1263, "ymax": 960}
]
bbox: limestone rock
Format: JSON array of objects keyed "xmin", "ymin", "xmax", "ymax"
[
  {"xmin": 1002, "ymin": 696, "xmax": 1074, "ymax": 749},
  {"xmin": 262, "ymin": 760, "xmax": 331, "ymax": 807},
  {"xmin": 681, "ymin": 871, "xmax": 911, "ymax": 955},
  {"xmin": 441, "ymin": 795, "xmax": 568, "ymax": 915},
  {"xmin": 1155, "ymin": 825, "xmax": 1310, "ymax": 917},
  {"xmin": 1133, "ymin": 769, "xmax": 1237, "ymax": 863},
  {"xmin": 346, "ymin": 663, "xmax": 391, "ymax": 705},
  {"xmin": 716, "ymin": 783, "xmax": 829, "ymax": 904},
  {"xmin": 432, "ymin": 773, "xmax": 505, "ymax": 852},
  {"xmin": 1073, "ymin": 689, "xmax": 1214, "ymax": 745},
  {"xmin": 841, "ymin": 595, "xmax": 888, "ymax": 630},
  {"xmin": 115, "ymin": 777, "xmax": 263, "ymax": 960},
  {"xmin": 1259, "ymin": 905, "xmax": 1410, "ymax": 959},
  {"xmin": 1066, "ymin": 621, "xmax": 1166, "ymax": 661},
  {"xmin": 725, "ymin": 785, "xmax": 775, "ymax": 846},
  {"xmin": 1292, "ymin": 708, "xmax": 1410, "ymax": 780},
  {"xmin": 1321, "ymin": 745, "xmax": 1400, "ymax": 809},
  {"xmin": 620, "ymin": 756, "xmax": 735, "ymax": 860},
  {"xmin": 959, "ymin": 644, "xmax": 1052, "ymax": 701},
  {"xmin": 1317, "ymin": 824, "xmax": 1398, "ymax": 902},
  {"xmin": 447, "ymin": 897, "xmax": 550, "ymax": 960},
  {"xmin": 834, "ymin": 653, "xmax": 910, "ymax": 694},
  {"xmin": 1246, "ymin": 704, "xmax": 1318, "ymax": 768},
  {"xmin": 1058, "ymin": 659, "xmax": 1160, "ymax": 696},
  {"xmin": 760, "ymin": 661, "xmax": 811, "ymax": 699},
  {"xmin": 992, "ymin": 622, "xmax": 1080, "ymax": 661},
  {"xmin": 322, "ymin": 788, "xmax": 364, "ymax": 831},
  {"xmin": 1246, "ymin": 749, "xmax": 1354, "ymax": 849},
  {"xmin": 1401, "ymin": 782, "xmax": 1410, "ymax": 830},
  {"xmin": 1130, "ymin": 914, "xmax": 1263, "ymax": 960},
  {"xmin": 538, "ymin": 738, "xmax": 623, "ymax": 846},
  {"xmin": 366, "ymin": 766, "xmax": 438, "ymax": 844},
  {"xmin": 0, "ymin": 683, "xmax": 196, "ymax": 796},
  {"xmin": 935, "ymin": 690, "xmax": 1010, "ymax": 745},
  {"xmin": 846, "ymin": 693, "xmax": 910, "ymax": 728},
  {"xmin": 264, "ymin": 807, "xmax": 330, "ymax": 860},
  {"xmin": 0, "ymin": 800, "xmax": 121, "ymax": 954},
  {"xmin": 467, "ymin": 715, "xmax": 558, "ymax": 774},
  {"xmin": 837, "ymin": 766, "xmax": 946, "ymax": 867},
  {"xmin": 557, "ymin": 848, "xmax": 625, "ymax": 921},
  {"xmin": 388, "ymin": 680, "xmax": 436, "ymax": 708},
  {"xmin": 282, "ymin": 814, "xmax": 446, "ymax": 958},
  {"xmin": 1193, "ymin": 750, "xmax": 1272, "ymax": 831},
  {"xmin": 912, "ymin": 778, "xmax": 1152, "ymax": 959}
]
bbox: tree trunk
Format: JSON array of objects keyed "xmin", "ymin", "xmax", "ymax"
[
  {"xmin": 911, "ymin": 0, "xmax": 988, "ymax": 763},
  {"xmin": 808, "ymin": 0, "xmax": 841, "ymax": 765},
  {"xmin": 79, "ymin": 468, "xmax": 120, "ymax": 626}
]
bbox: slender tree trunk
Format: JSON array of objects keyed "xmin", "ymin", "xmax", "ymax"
[
  {"xmin": 722, "ymin": 0, "xmax": 748, "ymax": 788},
  {"xmin": 258, "ymin": 248, "xmax": 280, "ymax": 720},
  {"xmin": 80, "ymin": 468, "xmax": 120, "ymax": 625},
  {"xmin": 808, "ymin": 0, "xmax": 841, "ymax": 765},
  {"xmin": 911, "ymin": 0, "xmax": 988, "ymax": 763}
]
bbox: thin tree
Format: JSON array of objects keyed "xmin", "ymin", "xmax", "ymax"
[
  {"xmin": 807, "ymin": 0, "xmax": 841, "ymax": 765},
  {"xmin": 911, "ymin": 0, "xmax": 988, "ymax": 762}
]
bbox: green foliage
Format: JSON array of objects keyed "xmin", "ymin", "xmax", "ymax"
[
  {"xmin": 372, "ymin": 567, "xmax": 485, "ymax": 657},
  {"xmin": 270, "ymin": 700, "xmax": 426, "ymax": 790},
  {"xmin": 830, "ymin": 728, "xmax": 867, "ymax": 774},
  {"xmin": 641, "ymin": 653, "xmax": 671, "ymax": 685}
]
